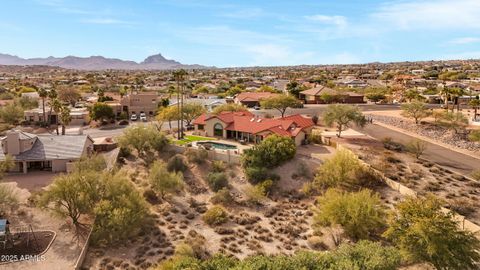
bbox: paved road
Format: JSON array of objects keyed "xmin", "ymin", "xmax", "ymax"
[{"xmin": 357, "ymin": 124, "xmax": 479, "ymax": 175}]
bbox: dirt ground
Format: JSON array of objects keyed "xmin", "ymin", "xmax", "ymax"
[
  {"xmin": 82, "ymin": 145, "xmax": 339, "ymax": 270},
  {"xmin": 1, "ymin": 183, "xmax": 90, "ymax": 270},
  {"xmin": 343, "ymin": 136, "xmax": 480, "ymax": 225}
]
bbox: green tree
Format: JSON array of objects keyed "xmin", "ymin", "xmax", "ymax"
[
  {"xmin": 260, "ymin": 94, "xmax": 300, "ymax": 117},
  {"xmin": 39, "ymin": 170, "xmax": 102, "ymax": 226},
  {"xmin": 225, "ymin": 85, "xmax": 243, "ymax": 97},
  {"xmin": 59, "ymin": 106, "xmax": 71, "ymax": 135},
  {"xmin": 323, "ymin": 104, "xmax": 367, "ymax": 137},
  {"xmin": 241, "ymin": 134, "xmax": 296, "ymax": 169},
  {"xmin": 149, "ymin": 160, "xmax": 184, "ymax": 198},
  {"xmin": 156, "ymin": 106, "xmax": 180, "ymax": 130},
  {"xmin": 51, "ymin": 99, "xmax": 63, "ymax": 135},
  {"xmin": 89, "ymin": 102, "xmax": 114, "ymax": 122},
  {"xmin": 212, "ymin": 103, "xmax": 248, "ymax": 115},
  {"xmin": 0, "ymin": 155, "xmax": 14, "ymax": 179},
  {"xmin": 15, "ymin": 96, "xmax": 38, "ymax": 110},
  {"xmin": 384, "ymin": 195, "xmax": 480, "ymax": 269},
  {"xmin": 182, "ymin": 103, "xmax": 206, "ymax": 126},
  {"xmin": 37, "ymin": 88, "xmax": 48, "ymax": 124},
  {"xmin": 206, "ymin": 172, "xmax": 228, "ymax": 192},
  {"xmin": 93, "ymin": 171, "xmax": 148, "ymax": 244},
  {"xmin": 286, "ymin": 81, "xmax": 305, "ymax": 98},
  {"xmin": 401, "ymin": 101, "xmax": 430, "ymax": 124},
  {"xmin": 313, "ymin": 188, "xmax": 385, "ymax": 240},
  {"xmin": 0, "ymin": 103, "xmax": 23, "ymax": 125},
  {"xmin": 117, "ymin": 125, "xmax": 168, "ymax": 157}
]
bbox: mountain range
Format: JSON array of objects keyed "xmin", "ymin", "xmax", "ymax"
[{"xmin": 0, "ymin": 53, "xmax": 209, "ymax": 70}]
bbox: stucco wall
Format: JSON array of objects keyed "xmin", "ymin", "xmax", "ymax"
[
  {"xmin": 52, "ymin": 159, "xmax": 68, "ymax": 172},
  {"xmin": 204, "ymin": 118, "xmax": 227, "ymax": 138}
]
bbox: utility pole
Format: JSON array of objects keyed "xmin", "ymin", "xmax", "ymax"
[{"xmin": 174, "ymin": 69, "xmax": 187, "ymax": 139}]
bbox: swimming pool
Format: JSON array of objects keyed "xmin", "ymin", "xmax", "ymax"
[{"xmin": 197, "ymin": 141, "xmax": 238, "ymax": 150}]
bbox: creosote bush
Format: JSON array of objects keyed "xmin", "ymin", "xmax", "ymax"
[
  {"xmin": 185, "ymin": 148, "xmax": 209, "ymax": 164},
  {"xmin": 167, "ymin": 154, "xmax": 188, "ymax": 173},
  {"xmin": 210, "ymin": 188, "xmax": 233, "ymax": 205},
  {"xmin": 206, "ymin": 172, "xmax": 228, "ymax": 192},
  {"xmin": 202, "ymin": 206, "xmax": 228, "ymax": 226}
]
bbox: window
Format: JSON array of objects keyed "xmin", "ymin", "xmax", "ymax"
[
  {"xmin": 198, "ymin": 124, "xmax": 204, "ymax": 130},
  {"xmin": 214, "ymin": 123, "xmax": 223, "ymax": 137}
]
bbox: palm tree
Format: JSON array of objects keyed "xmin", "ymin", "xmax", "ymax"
[
  {"xmin": 173, "ymin": 69, "xmax": 187, "ymax": 139},
  {"xmin": 59, "ymin": 106, "xmax": 71, "ymax": 135},
  {"xmin": 51, "ymin": 99, "xmax": 63, "ymax": 135},
  {"xmin": 47, "ymin": 87, "xmax": 57, "ymax": 126},
  {"xmin": 37, "ymin": 88, "xmax": 48, "ymax": 125},
  {"xmin": 469, "ymin": 99, "xmax": 480, "ymax": 121},
  {"xmin": 450, "ymin": 87, "xmax": 465, "ymax": 112},
  {"xmin": 439, "ymin": 86, "xmax": 451, "ymax": 111}
]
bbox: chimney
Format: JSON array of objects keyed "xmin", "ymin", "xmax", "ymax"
[{"xmin": 6, "ymin": 131, "xmax": 20, "ymax": 156}]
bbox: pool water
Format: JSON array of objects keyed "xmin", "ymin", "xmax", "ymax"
[{"xmin": 197, "ymin": 141, "xmax": 237, "ymax": 150}]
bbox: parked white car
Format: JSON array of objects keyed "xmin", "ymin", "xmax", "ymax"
[
  {"xmin": 140, "ymin": 112, "xmax": 147, "ymax": 122},
  {"xmin": 130, "ymin": 113, "xmax": 138, "ymax": 121}
]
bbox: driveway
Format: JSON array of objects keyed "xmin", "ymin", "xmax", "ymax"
[{"xmin": 3, "ymin": 171, "xmax": 57, "ymax": 192}]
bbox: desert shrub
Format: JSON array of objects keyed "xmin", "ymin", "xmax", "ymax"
[
  {"xmin": 117, "ymin": 124, "xmax": 168, "ymax": 156},
  {"xmin": 185, "ymin": 148, "xmax": 209, "ymax": 164},
  {"xmin": 149, "ymin": 161, "xmax": 184, "ymax": 198},
  {"xmin": 448, "ymin": 198, "xmax": 476, "ymax": 218},
  {"xmin": 384, "ymin": 195, "xmax": 480, "ymax": 269},
  {"xmin": 257, "ymin": 179, "xmax": 274, "ymax": 195},
  {"xmin": 313, "ymin": 148, "xmax": 363, "ymax": 190},
  {"xmin": 354, "ymin": 167, "xmax": 384, "ymax": 188},
  {"xmin": 307, "ymin": 236, "xmax": 327, "ymax": 250},
  {"xmin": 0, "ymin": 184, "xmax": 18, "ymax": 214},
  {"xmin": 153, "ymin": 241, "xmax": 400, "ymax": 270},
  {"xmin": 471, "ymin": 170, "xmax": 480, "ymax": 181},
  {"xmin": 118, "ymin": 146, "xmax": 131, "ymax": 158},
  {"xmin": 167, "ymin": 154, "xmax": 188, "ymax": 172},
  {"xmin": 210, "ymin": 188, "xmax": 233, "ymax": 205},
  {"xmin": 202, "ymin": 206, "xmax": 228, "ymax": 226},
  {"xmin": 308, "ymin": 133, "xmax": 323, "ymax": 144},
  {"xmin": 211, "ymin": 160, "xmax": 226, "ymax": 172},
  {"xmin": 206, "ymin": 172, "xmax": 228, "ymax": 192},
  {"xmin": 295, "ymin": 161, "xmax": 311, "ymax": 179},
  {"xmin": 244, "ymin": 166, "xmax": 279, "ymax": 184},
  {"xmin": 241, "ymin": 134, "xmax": 296, "ymax": 169},
  {"xmin": 244, "ymin": 181, "xmax": 272, "ymax": 205},
  {"xmin": 314, "ymin": 188, "xmax": 385, "ymax": 240},
  {"xmin": 382, "ymin": 137, "xmax": 404, "ymax": 152}
]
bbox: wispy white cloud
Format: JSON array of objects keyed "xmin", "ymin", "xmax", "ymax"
[
  {"xmin": 305, "ymin": 15, "xmax": 348, "ymax": 28},
  {"xmin": 80, "ymin": 18, "xmax": 134, "ymax": 25},
  {"xmin": 372, "ymin": 0, "xmax": 480, "ymax": 30},
  {"xmin": 449, "ymin": 37, "xmax": 480, "ymax": 45}
]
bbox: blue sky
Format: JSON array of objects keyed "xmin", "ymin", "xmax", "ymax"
[{"xmin": 1, "ymin": 0, "xmax": 480, "ymax": 67}]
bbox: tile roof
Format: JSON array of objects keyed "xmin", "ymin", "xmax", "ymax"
[
  {"xmin": 235, "ymin": 92, "xmax": 278, "ymax": 102},
  {"xmin": 194, "ymin": 111, "xmax": 313, "ymax": 138}
]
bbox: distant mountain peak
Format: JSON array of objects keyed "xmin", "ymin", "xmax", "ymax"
[
  {"xmin": 0, "ymin": 52, "xmax": 209, "ymax": 70},
  {"xmin": 141, "ymin": 53, "xmax": 180, "ymax": 65}
]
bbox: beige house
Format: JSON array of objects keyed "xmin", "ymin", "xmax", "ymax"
[
  {"xmin": 193, "ymin": 111, "xmax": 314, "ymax": 146},
  {"xmin": 0, "ymin": 130, "xmax": 94, "ymax": 173},
  {"xmin": 24, "ymin": 107, "xmax": 90, "ymax": 126},
  {"xmin": 120, "ymin": 92, "xmax": 160, "ymax": 117}
]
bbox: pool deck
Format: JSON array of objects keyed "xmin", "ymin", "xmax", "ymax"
[{"xmin": 193, "ymin": 139, "xmax": 252, "ymax": 153}]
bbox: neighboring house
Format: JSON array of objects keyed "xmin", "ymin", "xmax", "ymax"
[
  {"xmin": 336, "ymin": 79, "xmax": 369, "ymax": 88},
  {"xmin": 119, "ymin": 92, "xmax": 160, "ymax": 117},
  {"xmin": 169, "ymin": 98, "xmax": 227, "ymax": 112},
  {"xmin": 271, "ymin": 79, "xmax": 290, "ymax": 93},
  {"xmin": 193, "ymin": 111, "xmax": 314, "ymax": 146},
  {"xmin": 24, "ymin": 107, "xmax": 90, "ymax": 125},
  {"xmin": 234, "ymin": 92, "xmax": 278, "ymax": 107},
  {"xmin": 299, "ymin": 86, "xmax": 364, "ymax": 104},
  {"xmin": 0, "ymin": 130, "xmax": 94, "ymax": 173}
]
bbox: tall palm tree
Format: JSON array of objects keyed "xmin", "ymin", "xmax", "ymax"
[
  {"xmin": 59, "ymin": 106, "xmax": 71, "ymax": 135},
  {"xmin": 47, "ymin": 87, "xmax": 57, "ymax": 126},
  {"xmin": 51, "ymin": 99, "xmax": 63, "ymax": 135},
  {"xmin": 37, "ymin": 88, "xmax": 48, "ymax": 125},
  {"xmin": 449, "ymin": 87, "xmax": 465, "ymax": 112},
  {"xmin": 439, "ymin": 86, "xmax": 451, "ymax": 111},
  {"xmin": 469, "ymin": 99, "xmax": 480, "ymax": 121},
  {"xmin": 173, "ymin": 69, "xmax": 187, "ymax": 139}
]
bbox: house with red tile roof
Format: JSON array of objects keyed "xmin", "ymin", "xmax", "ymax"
[
  {"xmin": 193, "ymin": 111, "xmax": 314, "ymax": 146},
  {"xmin": 234, "ymin": 92, "xmax": 279, "ymax": 107}
]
